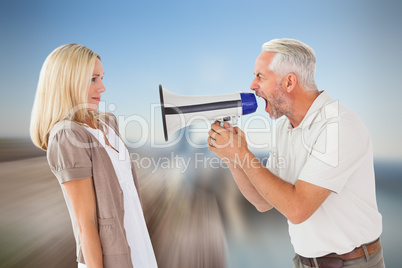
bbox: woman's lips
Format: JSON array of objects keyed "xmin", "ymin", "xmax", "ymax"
[{"xmin": 92, "ymin": 97, "xmax": 101, "ymax": 102}]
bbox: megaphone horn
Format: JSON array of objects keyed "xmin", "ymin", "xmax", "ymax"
[{"xmin": 159, "ymin": 84, "xmax": 257, "ymax": 141}]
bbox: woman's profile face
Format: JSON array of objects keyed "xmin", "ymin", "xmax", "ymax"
[{"xmin": 87, "ymin": 58, "xmax": 105, "ymax": 111}]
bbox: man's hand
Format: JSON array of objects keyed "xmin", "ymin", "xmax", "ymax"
[{"xmin": 207, "ymin": 121, "xmax": 249, "ymax": 165}]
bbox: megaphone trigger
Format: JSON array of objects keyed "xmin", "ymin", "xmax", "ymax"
[{"xmin": 216, "ymin": 115, "xmax": 238, "ymax": 128}]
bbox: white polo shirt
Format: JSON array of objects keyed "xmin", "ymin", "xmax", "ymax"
[{"xmin": 266, "ymin": 91, "xmax": 382, "ymax": 257}]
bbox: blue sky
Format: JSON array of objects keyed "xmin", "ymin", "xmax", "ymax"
[{"xmin": 1, "ymin": 0, "xmax": 401, "ymax": 160}]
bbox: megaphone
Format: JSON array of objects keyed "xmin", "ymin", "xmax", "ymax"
[{"xmin": 159, "ymin": 84, "xmax": 258, "ymax": 141}]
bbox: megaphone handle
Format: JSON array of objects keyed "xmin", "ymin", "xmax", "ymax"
[{"xmin": 217, "ymin": 116, "xmax": 238, "ymax": 127}]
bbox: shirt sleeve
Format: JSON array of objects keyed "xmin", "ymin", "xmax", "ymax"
[
  {"xmin": 47, "ymin": 125, "xmax": 93, "ymax": 184},
  {"xmin": 298, "ymin": 111, "xmax": 372, "ymax": 194}
]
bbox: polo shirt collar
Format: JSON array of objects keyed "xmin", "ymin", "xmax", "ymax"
[{"xmin": 287, "ymin": 90, "xmax": 333, "ymax": 131}]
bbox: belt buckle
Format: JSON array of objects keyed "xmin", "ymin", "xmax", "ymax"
[{"xmin": 316, "ymin": 257, "xmax": 344, "ymax": 268}]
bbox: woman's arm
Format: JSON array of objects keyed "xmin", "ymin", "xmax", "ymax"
[{"xmin": 63, "ymin": 177, "xmax": 103, "ymax": 268}]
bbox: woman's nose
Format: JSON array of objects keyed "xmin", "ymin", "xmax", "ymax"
[{"xmin": 98, "ymin": 81, "xmax": 106, "ymax": 93}]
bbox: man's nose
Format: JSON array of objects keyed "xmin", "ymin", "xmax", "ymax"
[{"xmin": 250, "ymin": 77, "xmax": 259, "ymax": 91}]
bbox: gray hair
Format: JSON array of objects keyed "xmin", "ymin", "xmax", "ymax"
[{"xmin": 262, "ymin": 38, "xmax": 317, "ymax": 91}]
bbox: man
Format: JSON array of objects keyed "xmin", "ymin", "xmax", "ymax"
[{"xmin": 208, "ymin": 38, "xmax": 384, "ymax": 268}]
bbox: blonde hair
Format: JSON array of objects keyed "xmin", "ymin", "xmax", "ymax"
[{"xmin": 30, "ymin": 43, "xmax": 107, "ymax": 150}]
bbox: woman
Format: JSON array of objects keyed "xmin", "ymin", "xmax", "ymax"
[{"xmin": 30, "ymin": 43, "xmax": 158, "ymax": 268}]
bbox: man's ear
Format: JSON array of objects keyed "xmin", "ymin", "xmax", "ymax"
[{"xmin": 285, "ymin": 73, "xmax": 297, "ymax": 93}]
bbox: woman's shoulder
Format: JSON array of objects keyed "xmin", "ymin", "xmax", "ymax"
[
  {"xmin": 48, "ymin": 120, "xmax": 94, "ymax": 148},
  {"xmin": 50, "ymin": 120, "xmax": 87, "ymax": 136}
]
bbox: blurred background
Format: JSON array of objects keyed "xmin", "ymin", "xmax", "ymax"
[{"xmin": 1, "ymin": 0, "xmax": 401, "ymax": 267}]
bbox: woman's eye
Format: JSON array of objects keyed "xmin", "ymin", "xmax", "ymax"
[{"xmin": 91, "ymin": 78, "xmax": 96, "ymax": 82}]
